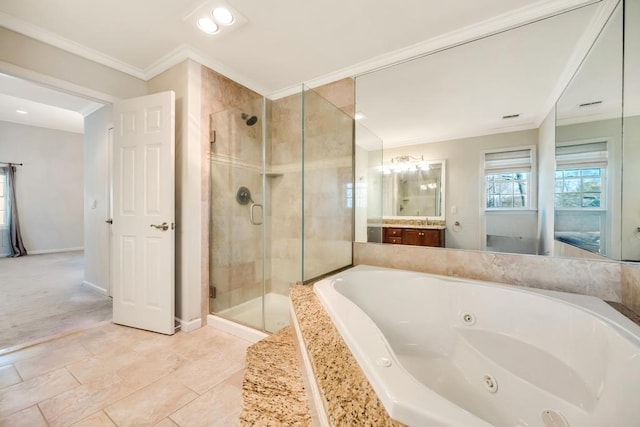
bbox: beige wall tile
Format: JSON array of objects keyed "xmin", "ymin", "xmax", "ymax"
[
  {"xmin": 0, "ymin": 368, "xmax": 79, "ymax": 419},
  {"xmin": 354, "ymin": 242, "xmax": 622, "ymax": 301},
  {"xmin": 622, "ymin": 264, "xmax": 640, "ymax": 312}
]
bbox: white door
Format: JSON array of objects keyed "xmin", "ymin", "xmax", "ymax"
[{"xmin": 112, "ymin": 91, "xmax": 175, "ymax": 335}]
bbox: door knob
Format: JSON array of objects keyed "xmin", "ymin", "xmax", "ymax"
[
  {"xmin": 105, "ymin": 219, "xmax": 113, "ymax": 224},
  {"xmin": 150, "ymin": 222, "xmax": 169, "ymax": 231}
]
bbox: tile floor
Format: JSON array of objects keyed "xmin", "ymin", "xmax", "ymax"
[{"xmin": 0, "ymin": 322, "xmax": 252, "ymax": 426}]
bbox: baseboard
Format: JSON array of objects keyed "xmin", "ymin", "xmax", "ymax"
[
  {"xmin": 28, "ymin": 247, "xmax": 84, "ymax": 255},
  {"xmin": 81, "ymin": 280, "xmax": 108, "ymax": 296},
  {"xmin": 177, "ymin": 317, "xmax": 202, "ymax": 333},
  {"xmin": 207, "ymin": 314, "xmax": 267, "ymax": 343}
]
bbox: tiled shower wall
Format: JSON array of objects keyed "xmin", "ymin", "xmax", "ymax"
[
  {"xmin": 202, "ymin": 70, "xmax": 356, "ymax": 309},
  {"xmin": 201, "ymin": 66, "xmax": 264, "ymax": 313}
]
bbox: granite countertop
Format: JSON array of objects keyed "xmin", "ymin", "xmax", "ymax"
[
  {"xmin": 241, "ymin": 287, "xmax": 640, "ymax": 426},
  {"xmin": 240, "ymin": 326, "xmax": 312, "ymax": 426},
  {"xmin": 383, "ymin": 223, "xmax": 446, "ymax": 230},
  {"xmin": 290, "ymin": 285, "xmax": 404, "ymax": 427},
  {"xmin": 381, "ymin": 218, "xmax": 446, "ymax": 230}
]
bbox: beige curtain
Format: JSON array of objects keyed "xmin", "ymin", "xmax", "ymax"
[{"xmin": 5, "ymin": 165, "xmax": 27, "ymax": 257}]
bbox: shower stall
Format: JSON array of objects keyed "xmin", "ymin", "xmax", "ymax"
[{"xmin": 208, "ymin": 86, "xmax": 354, "ymax": 333}]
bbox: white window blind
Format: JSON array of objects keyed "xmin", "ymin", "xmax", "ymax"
[
  {"xmin": 556, "ymin": 141, "xmax": 607, "ymax": 167},
  {"xmin": 484, "ymin": 148, "xmax": 533, "ymax": 173}
]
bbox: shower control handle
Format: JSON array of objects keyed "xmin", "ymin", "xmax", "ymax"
[
  {"xmin": 150, "ymin": 222, "xmax": 169, "ymax": 231},
  {"xmin": 250, "ymin": 203, "xmax": 263, "ymax": 226}
]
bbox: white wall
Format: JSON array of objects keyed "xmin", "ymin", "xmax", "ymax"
[
  {"xmin": 383, "ymin": 129, "xmax": 538, "ymax": 251},
  {"xmin": 147, "ymin": 60, "xmax": 202, "ymax": 328},
  {"xmin": 537, "ymin": 107, "xmax": 556, "ymax": 255},
  {"xmin": 0, "ymin": 120, "xmax": 83, "ymax": 253},
  {"xmin": 83, "ymin": 105, "xmax": 113, "ymax": 294}
]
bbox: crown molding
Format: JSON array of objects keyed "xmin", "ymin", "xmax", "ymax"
[
  {"xmin": 268, "ymin": 0, "xmax": 602, "ymax": 100},
  {"xmin": 535, "ymin": 0, "xmax": 619, "ymax": 126},
  {"xmin": 0, "ymin": 0, "xmax": 606, "ymax": 100},
  {"xmin": 142, "ymin": 44, "xmax": 270, "ymax": 95},
  {"xmin": 0, "ymin": 12, "xmax": 146, "ymax": 80},
  {"xmin": 381, "ymin": 122, "xmax": 540, "ymax": 149}
]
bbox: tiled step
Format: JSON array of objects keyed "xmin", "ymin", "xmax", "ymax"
[{"xmin": 240, "ymin": 326, "xmax": 312, "ymax": 426}]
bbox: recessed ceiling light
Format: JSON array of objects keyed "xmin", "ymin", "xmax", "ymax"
[
  {"xmin": 212, "ymin": 7, "xmax": 234, "ymax": 26},
  {"xmin": 197, "ymin": 17, "xmax": 219, "ymax": 34},
  {"xmin": 354, "ymin": 111, "xmax": 366, "ymax": 120},
  {"xmin": 16, "ymin": 109, "xmax": 28, "ymax": 115}
]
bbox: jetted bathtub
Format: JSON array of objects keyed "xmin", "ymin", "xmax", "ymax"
[{"xmin": 314, "ymin": 265, "xmax": 640, "ymax": 426}]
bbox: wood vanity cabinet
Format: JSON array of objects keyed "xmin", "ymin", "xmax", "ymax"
[{"xmin": 383, "ymin": 227, "xmax": 445, "ymax": 247}]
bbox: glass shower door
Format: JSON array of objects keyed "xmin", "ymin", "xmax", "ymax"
[{"xmin": 209, "ymin": 102, "xmax": 267, "ymax": 330}]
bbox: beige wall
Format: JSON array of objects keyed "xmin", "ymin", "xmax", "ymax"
[
  {"xmin": 0, "ymin": 121, "xmax": 84, "ymax": 254},
  {"xmin": 83, "ymin": 106, "xmax": 113, "ymax": 294},
  {"xmin": 383, "ymin": 129, "xmax": 538, "ymax": 251},
  {"xmin": 537, "ymin": 107, "xmax": 556, "ymax": 256},
  {"xmin": 0, "ymin": 27, "xmax": 146, "ymax": 102},
  {"xmin": 147, "ymin": 60, "xmax": 202, "ymax": 329}
]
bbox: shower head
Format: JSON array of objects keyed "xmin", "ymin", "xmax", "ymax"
[{"xmin": 241, "ymin": 113, "xmax": 258, "ymax": 126}]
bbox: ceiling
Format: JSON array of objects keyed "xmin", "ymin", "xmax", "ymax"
[
  {"xmin": 0, "ymin": 0, "xmax": 616, "ymax": 138},
  {"xmin": 356, "ymin": 2, "xmax": 610, "ymax": 147}
]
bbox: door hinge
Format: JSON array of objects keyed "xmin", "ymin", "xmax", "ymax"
[{"xmin": 209, "ymin": 285, "xmax": 216, "ymax": 299}]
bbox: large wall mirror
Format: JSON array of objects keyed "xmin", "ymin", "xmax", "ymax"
[
  {"xmin": 355, "ymin": 0, "xmax": 635, "ymax": 261},
  {"xmin": 555, "ymin": 1, "xmax": 625, "ymax": 260},
  {"xmin": 382, "ymin": 159, "xmax": 444, "ymax": 219}
]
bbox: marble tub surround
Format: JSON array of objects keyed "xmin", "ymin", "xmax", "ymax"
[
  {"xmin": 382, "ymin": 218, "xmax": 446, "ymax": 228},
  {"xmin": 290, "ymin": 285, "xmax": 404, "ymax": 427},
  {"xmin": 354, "ymin": 242, "xmax": 621, "ymax": 302},
  {"xmin": 607, "ymin": 302, "xmax": 640, "ymax": 326},
  {"xmin": 240, "ymin": 326, "xmax": 311, "ymax": 426},
  {"xmin": 622, "ymin": 263, "xmax": 640, "ymax": 313}
]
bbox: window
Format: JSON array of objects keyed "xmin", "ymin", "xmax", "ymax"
[
  {"xmin": 0, "ymin": 171, "xmax": 6, "ymax": 227},
  {"xmin": 555, "ymin": 141, "xmax": 607, "ymax": 209},
  {"xmin": 484, "ymin": 148, "xmax": 535, "ymax": 209},
  {"xmin": 554, "ymin": 140, "xmax": 608, "ymax": 254},
  {"xmin": 555, "ymin": 167, "xmax": 603, "ymax": 208}
]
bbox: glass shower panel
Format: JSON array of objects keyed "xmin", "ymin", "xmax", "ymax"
[
  {"xmin": 264, "ymin": 90, "xmax": 304, "ymax": 332},
  {"xmin": 209, "ymin": 102, "xmax": 266, "ymax": 330},
  {"xmin": 302, "ymin": 87, "xmax": 354, "ymax": 281},
  {"xmin": 355, "ymin": 123, "xmax": 384, "ymax": 243}
]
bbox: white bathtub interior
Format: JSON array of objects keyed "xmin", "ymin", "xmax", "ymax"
[{"xmin": 314, "ymin": 265, "xmax": 640, "ymax": 427}]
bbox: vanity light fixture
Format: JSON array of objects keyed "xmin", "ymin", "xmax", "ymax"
[
  {"xmin": 388, "ymin": 155, "xmax": 427, "ymax": 173},
  {"xmin": 212, "ymin": 7, "xmax": 234, "ymax": 26},
  {"xmin": 198, "ymin": 17, "xmax": 219, "ymax": 34}
]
